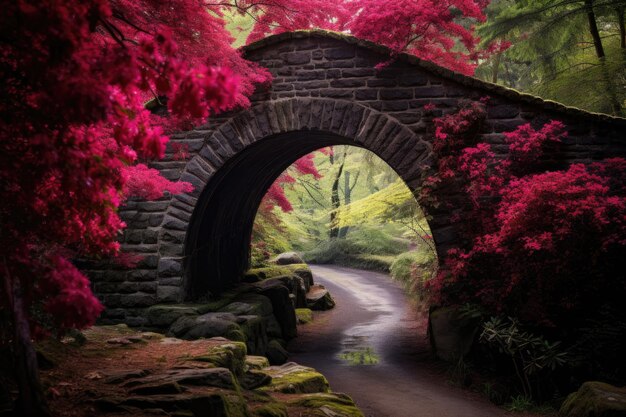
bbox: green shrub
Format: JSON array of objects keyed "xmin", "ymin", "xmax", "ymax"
[
  {"xmin": 346, "ymin": 227, "xmax": 409, "ymax": 255},
  {"xmin": 389, "ymin": 249, "xmax": 437, "ymax": 302},
  {"xmin": 480, "ymin": 316, "xmax": 569, "ymax": 402}
]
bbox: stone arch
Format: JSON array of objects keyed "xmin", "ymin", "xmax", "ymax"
[
  {"xmin": 157, "ymin": 97, "xmax": 439, "ymax": 300},
  {"xmin": 91, "ymin": 30, "xmax": 625, "ymax": 322}
]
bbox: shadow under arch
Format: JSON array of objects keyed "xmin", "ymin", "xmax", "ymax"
[{"xmin": 175, "ymin": 97, "xmax": 440, "ymax": 300}]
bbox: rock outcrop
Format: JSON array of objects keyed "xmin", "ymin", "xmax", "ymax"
[
  {"xmin": 428, "ymin": 306, "xmax": 481, "ymax": 362},
  {"xmin": 271, "ymin": 252, "xmax": 305, "ymax": 265},
  {"xmin": 559, "ymin": 381, "xmax": 626, "ymax": 417},
  {"xmin": 37, "ymin": 326, "xmax": 364, "ymax": 417}
]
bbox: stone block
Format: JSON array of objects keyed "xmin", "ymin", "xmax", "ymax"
[
  {"xmin": 157, "ymin": 286, "xmax": 182, "ymax": 303},
  {"xmin": 283, "ymin": 51, "xmax": 310, "ymax": 65},
  {"xmin": 324, "ymin": 47, "xmax": 355, "ymax": 60},
  {"xmin": 158, "ymin": 258, "xmax": 182, "ymax": 278}
]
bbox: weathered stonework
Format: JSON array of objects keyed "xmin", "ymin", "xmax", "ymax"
[{"xmin": 88, "ymin": 30, "xmax": 626, "ymax": 325}]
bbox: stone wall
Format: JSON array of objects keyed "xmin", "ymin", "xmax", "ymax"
[{"xmin": 88, "ymin": 30, "xmax": 626, "ymax": 325}]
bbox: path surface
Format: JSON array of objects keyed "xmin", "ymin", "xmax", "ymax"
[{"xmin": 288, "ymin": 265, "xmax": 536, "ymax": 417}]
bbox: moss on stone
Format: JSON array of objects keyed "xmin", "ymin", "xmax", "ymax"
[
  {"xmin": 252, "ymin": 402, "xmax": 288, "ymax": 417},
  {"xmin": 245, "ymin": 264, "xmax": 310, "ymax": 282},
  {"xmin": 559, "ymin": 381, "xmax": 626, "ymax": 417},
  {"xmin": 246, "ymin": 355, "xmax": 270, "ymax": 370},
  {"xmin": 289, "ymin": 393, "xmax": 364, "ymax": 417},
  {"xmin": 218, "ymin": 391, "xmax": 251, "ymax": 417},
  {"xmin": 226, "ymin": 329, "xmax": 247, "ymax": 343},
  {"xmin": 193, "ymin": 342, "xmax": 248, "ymax": 377},
  {"xmin": 295, "ymin": 308, "xmax": 313, "ymax": 324},
  {"xmin": 262, "ymin": 364, "xmax": 329, "ymax": 394}
]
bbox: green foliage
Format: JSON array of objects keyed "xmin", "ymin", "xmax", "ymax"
[
  {"xmin": 330, "ymin": 179, "xmax": 416, "ymax": 228},
  {"xmin": 505, "ymin": 395, "xmax": 534, "ymax": 412},
  {"xmin": 252, "ymin": 146, "xmax": 438, "ymax": 298},
  {"xmin": 389, "ymin": 250, "xmax": 436, "ymax": 283},
  {"xmin": 302, "ymin": 226, "xmax": 409, "ymax": 271},
  {"xmin": 302, "ymin": 238, "xmax": 393, "ymax": 271},
  {"xmin": 388, "ymin": 248, "xmax": 437, "ymax": 303},
  {"xmin": 245, "ymin": 264, "xmax": 311, "ymax": 281},
  {"xmin": 480, "ymin": 317, "xmax": 569, "ymax": 401},
  {"xmin": 477, "ymin": 0, "xmax": 626, "ymax": 115}
]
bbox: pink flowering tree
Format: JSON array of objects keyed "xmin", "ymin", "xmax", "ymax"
[
  {"xmin": 1, "ymin": 1, "xmax": 498, "ymax": 414},
  {"xmin": 421, "ymin": 100, "xmax": 626, "ymax": 333},
  {"xmin": 0, "ymin": 1, "xmax": 271, "ymax": 415}
]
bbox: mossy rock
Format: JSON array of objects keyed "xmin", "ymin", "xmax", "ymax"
[
  {"xmin": 559, "ymin": 381, "xmax": 626, "ymax": 417},
  {"xmin": 253, "ymin": 402, "xmax": 288, "ymax": 417},
  {"xmin": 245, "ymin": 264, "xmax": 312, "ymax": 285},
  {"xmin": 146, "ymin": 304, "xmax": 206, "ymax": 328},
  {"xmin": 289, "ymin": 393, "xmax": 364, "ymax": 417},
  {"xmin": 246, "ymin": 355, "xmax": 270, "ymax": 370},
  {"xmin": 168, "ymin": 312, "xmax": 241, "ymax": 340},
  {"xmin": 220, "ymin": 293, "xmax": 274, "ymax": 317},
  {"xmin": 306, "ymin": 286, "xmax": 335, "ymax": 311},
  {"xmin": 266, "ymin": 339, "xmax": 289, "ymax": 365},
  {"xmin": 192, "ymin": 341, "xmax": 248, "ymax": 377},
  {"xmin": 262, "ymin": 363, "xmax": 329, "ymax": 394},
  {"xmin": 96, "ymin": 390, "xmax": 250, "ymax": 417},
  {"xmin": 237, "ymin": 315, "xmax": 268, "ymax": 356},
  {"xmin": 296, "ymin": 308, "xmax": 313, "ymax": 324},
  {"xmin": 271, "ymin": 252, "xmax": 305, "ymax": 265}
]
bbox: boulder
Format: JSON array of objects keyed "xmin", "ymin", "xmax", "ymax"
[
  {"xmin": 122, "ymin": 368, "xmax": 238, "ymax": 390},
  {"xmin": 240, "ymin": 370, "xmax": 272, "ymax": 390},
  {"xmin": 191, "ymin": 341, "xmax": 248, "ymax": 377},
  {"xmin": 428, "ymin": 306, "xmax": 480, "ymax": 362},
  {"xmin": 245, "ymin": 355, "xmax": 270, "ymax": 370},
  {"xmin": 265, "ymin": 314, "xmax": 283, "ymax": 339},
  {"xmin": 306, "ymin": 285, "xmax": 335, "ymax": 311},
  {"xmin": 168, "ymin": 312, "xmax": 240, "ymax": 340},
  {"xmin": 288, "ymin": 393, "xmax": 364, "ymax": 417},
  {"xmin": 236, "ymin": 315, "xmax": 268, "ymax": 356},
  {"xmin": 266, "ymin": 340, "xmax": 289, "ymax": 366},
  {"xmin": 145, "ymin": 304, "xmax": 208, "ymax": 328},
  {"xmin": 289, "ymin": 265, "xmax": 314, "ymax": 292},
  {"xmin": 220, "ymin": 293, "xmax": 274, "ymax": 317},
  {"xmin": 262, "ymin": 362, "xmax": 329, "ymax": 394},
  {"xmin": 264, "ymin": 276, "xmax": 307, "ymax": 309},
  {"xmin": 254, "ymin": 281, "xmax": 297, "ymax": 340},
  {"xmin": 271, "ymin": 252, "xmax": 305, "ymax": 265},
  {"xmin": 559, "ymin": 381, "xmax": 626, "ymax": 417},
  {"xmin": 96, "ymin": 391, "xmax": 248, "ymax": 417}
]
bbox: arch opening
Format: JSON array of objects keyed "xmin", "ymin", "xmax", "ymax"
[{"xmin": 184, "ymin": 130, "xmax": 437, "ymax": 301}]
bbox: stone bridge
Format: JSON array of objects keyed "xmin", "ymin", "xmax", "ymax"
[{"xmin": 90, "ymin": 30, "xmax": 626, "ymax": 325}]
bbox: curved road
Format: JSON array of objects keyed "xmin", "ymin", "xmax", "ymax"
[{"xmin": 288, "ymin": 265, "xmax": 537, "ymax": 417}]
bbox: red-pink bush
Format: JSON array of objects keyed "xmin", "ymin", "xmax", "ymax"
[{"xmin": 424, "ymin": 101, "xmax": 625, "ymax": 328}]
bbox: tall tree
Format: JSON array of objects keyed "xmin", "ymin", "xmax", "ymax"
[{"xmin": 479, "ymin": 0, "xmax": 626, "ymax": 114}]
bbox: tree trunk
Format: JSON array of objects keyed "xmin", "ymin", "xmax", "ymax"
[
  {"xmin": 585, "ymin": 0, "xmax": 605, "ymax": 59},
  {"xmin": 1, "ymin": 264, "xmax": 50, "ymax": 417},
  {"xmin": 338, "ymin": 171, "xmax": 351, "ymax": 239},
  {"xmin": 491, "ymin": 52, "xmax": 502, "ymax": 84},
  {"xmin": 329, "ymin": 158, "xmax": 345, "ymax": 239},
  {"xmin": 617, "ymin": 6, "xmax": 625, "ymax": 49}
]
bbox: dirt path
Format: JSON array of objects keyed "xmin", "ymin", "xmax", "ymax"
[{"xmin": 288, "ymin": 265, "xmax": 541, "ymax": 417}]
